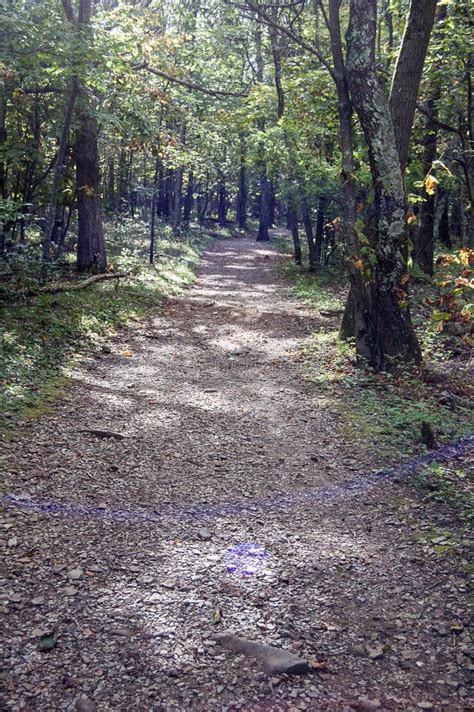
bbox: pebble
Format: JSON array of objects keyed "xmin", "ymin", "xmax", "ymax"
[{"xmin": 68, "ymin": 568, "xmax": 84, "ymax": 581}]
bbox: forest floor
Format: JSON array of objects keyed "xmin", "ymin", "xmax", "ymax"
[{"xmin": 1, "ymin": 235, "xmax": 473, "ymax": 712}]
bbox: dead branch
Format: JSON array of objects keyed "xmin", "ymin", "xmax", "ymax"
[{"xmin": 21, "ymin": 271, "xmax": 133, "ymax": 297}]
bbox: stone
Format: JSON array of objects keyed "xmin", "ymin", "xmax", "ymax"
[
  {"xmin": 356, "ymin": 699, "xmax": 381, "ymax": 711},
  {"xmin": 368, "ymin": 646, "xmax": 384, "ymax": 660},
  {"xmin": 217, "ymin": 634, "xmax": 310, "ymax": 675},
  {"xmin": 76, "ymin": 696, "xmax": 97, "ymax": 712},
  {"xmin": 417, "ymin": 703, "xmax": 434, "ymax": 710},
  {"xmin": 8, "ymin": 593, "xmax": 22, "ymax": 604},
  {"xmin": 198, "ymin": 528, "xmax": 212, "ymax": 541},
  {"xmin": 68, "ymin": 568, "xmax": 84, "ymax": 581}
]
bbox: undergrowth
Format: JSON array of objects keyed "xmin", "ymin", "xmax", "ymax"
[
  {"xmin": 413, "ymin": 463, "xmax": 473, "ymax": 528},
  {"xmin": 279, "ymin": 234, "xmax": 473, "ymax": 466},
  {"xmin": 0, "ymin": 219, "xmax": 213, "ymax": 434}
]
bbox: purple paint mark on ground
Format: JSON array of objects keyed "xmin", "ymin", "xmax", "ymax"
[
  {"xmin": 1, "ymin": 435, "xmax": 472, "ymax": 525},
  {"xmin": 225, "ymin": 543, "xmax": 268, "ymax": 575}
]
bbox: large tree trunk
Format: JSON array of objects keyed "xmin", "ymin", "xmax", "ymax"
[
  {"xmin": 346, "ymin": 0, "xmax": 421, "ymax": 370},
  {"xmin": 389, "ymin": 0, "xmax": 438, "ymax": 174},
  {"xmin": 327, "ymin": 0, "xmax": 367, "ymax": 346},
  {"xmin": 73, "ymin": 0, "xmax": 106, "ymax": 273},
  {"xmin": 75, "ymin": 114, "xmax": 106, "ymax": 272}
]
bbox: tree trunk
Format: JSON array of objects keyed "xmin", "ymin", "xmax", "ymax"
[
  {"xmin": 236, "ymin": 139, "xmax": 247, "ymax": 229},
  {"xmin": 415, "ymin": 97, "xmax": 438, "ymax": 275},
  {"xmin": 314, "ymin": 196, "xmax": 325, "ymax": 267},
  {"xmin": 73, "ymin": 0, "xmax": 106, "ymax": 273},
  {"xmin": 257, "ymin": 176, "xmax": 272, "ymax": 242},
  {"xmin": 0, "ymin": 80, "xmax": 9, "ymax": 254},
  {"xmin": 75, "ymin": 114, "xmax": 107, "ymax": 272},
  {"xmin": 388, "ymin": 0, "xmax": 438, "ymax": 175},
  {"xmin": 326, "ymin": 0, "xmax": 364, "ymax": 345},
  {"xmin": 43, "ymin": 79, "xmax": 78, "ymax": 261},
  {"xmin": 287, "ymin": 201, "xmax": 301, "ymax": 265},
  {"xmin": 150, "ymin": 156, "xmax": 160, "ymax": 264},
  {"xmin": 346, "ymin": 0, "xmax": 421, "ymax": 370},
  {"xmin": 438, "ymin": 195, "xmax": 451, "ymax": 250},
  {"xmin": 301, "ymin": 200, "xmax": 317, "ymax": 271},
  {"xmin": 172, "ymin": 122, "xmax": 186, "ymax": 234},
  {"xmin": 218, "ymin": 180, "xmax": 227, "ymax": 226},
  {"xmin": 183, "ymin": 171, "xmax": 194, "ymax": 224}
]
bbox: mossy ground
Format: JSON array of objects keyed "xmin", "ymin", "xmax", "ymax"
[{"xmin": 0, "ymin": 220, "xmax": 216, "ymax": 436}]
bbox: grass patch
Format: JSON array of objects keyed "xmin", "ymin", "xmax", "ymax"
[{"xmin": 0, "ymin": 220, "xmax": 213, "ymax": 435}]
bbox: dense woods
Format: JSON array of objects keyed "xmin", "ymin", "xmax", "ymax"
[{"xmin": 0, "ymin": 0, "xmax": 472, "ymax": 372}]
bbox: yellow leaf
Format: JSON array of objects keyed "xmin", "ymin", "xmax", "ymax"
[{"xmin": 424, "ymin": 174, "xmax": 438, "ymax": 196}]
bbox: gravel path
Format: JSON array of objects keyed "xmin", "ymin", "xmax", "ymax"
[{"xmin": 1, "ymin": 237, "xmax": 472, "ymax": 711}]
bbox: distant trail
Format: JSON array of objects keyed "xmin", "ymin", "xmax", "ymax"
[{"xmin": 1, "ymin": 236, "xmax": 472, "ymax": 710}]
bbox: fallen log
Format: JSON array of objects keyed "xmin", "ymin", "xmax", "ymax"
[{"xmin": 20, "ymin": 271, "xmax": 133, "ymax": 297}]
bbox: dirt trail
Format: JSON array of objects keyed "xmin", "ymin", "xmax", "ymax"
[{"xmin": 1, "ymin": 237, "xmax": 471, "ymax": 711}]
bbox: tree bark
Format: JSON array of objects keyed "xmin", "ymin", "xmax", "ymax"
[
  {"xmin": 437, "ymin": 194, "xmax": 451, "ymax": 250},
  {"xmin": 218, "ymin": 180, "xmax": 227, "ymax": 226},
  {"xmin": 172, "ymin": 122, "xmax": 186, "ymax": 234},
  {"xmin": 346, "ymin": 0, "xmax": 421, "ymax": 370},
  {"xmin": 42, "ymin": 79, "xmax": 78, "ymax": 261},
  {"xmin": 75, "ymin": 113, "xmax": 107, "ymax": 272},
  {"xmin": 301, "ymin": 200, "xmax": 317, "ymax": 271},
  {"xmin": 287, "ymin": 201, "xmax": 301, "ymax": 265},
  {"xmin": 183, "ymin": 171, "xmax": 194, "ymax": 224},
  {"xmin": 415, "ymin": 97, "xmax": 438, "ymax": 275},
  {"xmin": 255, "ymin": 23, "xmax": 271, "ymax": 243},
  {"xmin": 74, "ymin": 0, "xmax": 106, "ymax": 273},
  {"xmin": 314, "ymin": 196, "xmax": 325, "ymax": 267},
  {"xmin": 389, "ymin": 0, "xmax": 438, "ymax": 174},
  {"xmin": 236, "ymin": 137, "xmax": 248, "ymax": 229}
]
